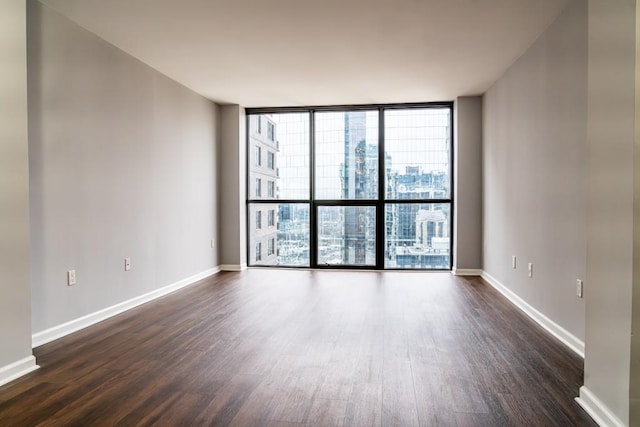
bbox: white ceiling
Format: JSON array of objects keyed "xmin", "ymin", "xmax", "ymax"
[{"xmin": 40, "ymin": 0, "xmax": 569, "ymax": 107}]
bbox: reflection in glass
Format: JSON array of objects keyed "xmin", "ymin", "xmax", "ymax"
[
  {"xmin": 249, "ymin": 203, "xmax": 310, "ymax": 267},
  {"xmin": 315, "ymin": 111, "xmax": 378, "ymax": 200},
  {"xmin": 317, "ymin": 206, "xmax": 376, "ymax": 266},
  {"xmin": 248, "ymin": 113, "xmax": 310, "ymax": 200},
  {"xmin": 385, "ymin": 108, "xmax": 451, "ymax": 200},
  {"xmin": 384, "ymin": 203, "xmax": 450, "ymax": 269}
]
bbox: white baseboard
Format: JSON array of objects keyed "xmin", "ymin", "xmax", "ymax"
[
  {"xmin": 220, "ymin": 264, "xmax": 247, "ymax": 271},
  {"xmin": 480, "ymin": 270, "xmax": 585, "ymax": 358},
  {"xmin": 32, "ymin": 266, "xmax": 221, "ymax": 348},
  {"xmin": 0, "ymin": 355, "xmax": 39, "ymax": 387},
  {"xmin": 576, "ymin": 386, "xmax": 626, "ymax": 427},
  {"xmin": 452, "ymin": 268, "xmax": 483, "ymax": 276}
]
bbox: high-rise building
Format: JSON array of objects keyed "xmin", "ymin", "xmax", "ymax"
[
  {"xmin": 249, "ymin": 115, "xmax": 279, "ymax": 265},
  {"xmin": 388, "ymin": 166, "xmax": 450, "ymax": 268},
  {"xmin": 340, "ymin": 112, "xmax": 375, "ymax": 264}
]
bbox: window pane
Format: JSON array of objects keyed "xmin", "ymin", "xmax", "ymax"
[
  {"xmin": 385, "ymin": 108, "xmax": 451, "ymax": 199},
  {"xmin": 249, "ymin": 113, "xmax": 310, "ymax": 200},
  {"xmin": 249, "ymin": 203, "xmax": 310, "ymax": 266},
  {"xmin": 315, "ymin": 111, "xmax": 378, "ymax": 200},
  {"xmin": 317, "ymin": 206, "xmax": 376, "ymax": 266},
  {"xmin": 385, "ymin": 203, "xmax": 450, "ymax": 269},
  {"xmin": 267, "ymin": 152, "xmax": 275, "ymax": 170}
]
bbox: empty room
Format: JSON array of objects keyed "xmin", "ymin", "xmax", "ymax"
[{"xmin": 1, "ymin": 0, "xmax": 638, "ymax": 425}]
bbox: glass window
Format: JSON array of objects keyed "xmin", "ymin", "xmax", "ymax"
[
  {"xmin": 317, "ymin": 206, "xmax": 376, "ymax": 266},
  {"xmin": 267, "ymin": 151, "xmax": 275, "ymax": 170},
  {"xmin": 255, "ymin": 242, "xmax": 262, "ymax": 261},
  {"xmin": 255, "ymin": 145, "xmax": 262, "ymax": 167},
  {"xmin": 248, "ymin": 113, "xmax": 309, "ymax": 200},
  {"xmin": 247, "ymin": 104, "xmax": 452, "ymax": 270},
  {"xmin": 315, "ymin": 111, "xmax": 379, "ymax": 200},
  {"xmin": 249, "ymin": 203, "xmax": 310, "ymax": 266},
  {"xmin": 385, "ymin": 108, "xmax": 451, "ymax": 199},
  {"xmin": 385, "ymin": 203, "xmax": 450, "ymax": 269},
  {"xmin": 267, "ymin": 122, "xmax": 275, "ymax": 141}
]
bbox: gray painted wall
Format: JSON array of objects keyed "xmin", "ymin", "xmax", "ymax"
[
  {"xmin": 219, "ymin": 105, "xmax": 247, "ymax": 268},
  {"xmin": 583, "ymin": 0, "xmax": 636, "ymax": 423},
  {"xmin": 632, "ymin": 1, "xmax": 640, "ymax": 422},
  {"xmin": 454, "ymin": 97, "xmax": 483, "ymax": 271},
  {"xmin": 0, "ymin": 0, "xmax": 34, "ymax": 368},
  {"xmin": 483, "ymin": 0, "xmax": 587, "ymax": 341},
  {"xmin": 28, "ymin": 2, "xmax": 219, "ymax": 334}
]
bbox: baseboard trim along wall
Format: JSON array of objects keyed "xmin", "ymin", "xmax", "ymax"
[
  {"xmin": 480, "ymin": 271, "xmax": 585, "ymax": 358},
  {"xmin": 32, "ymin": 266, "xmax": 221, "ymax": 348},
  {"xmin": 452, "ymin": 268, "xmax": 483, "ymax": 276},
  {"xmin": 220, "ymin": 264, "xmax": 248, "ymax": 271},
  {"xmin": 576, "ymin": 386, "xmax": 625, "ymax": 427},
  {"xmin": 0, "ymin": 356, "xmax": 39, "ymax": 388}
]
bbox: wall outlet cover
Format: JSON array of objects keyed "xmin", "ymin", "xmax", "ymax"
[
  {"xmin": 67, "ymin": 270, "xmax": 76, "ymax": 286},
  {"xmin": 576, "ymin": 279, "xmax": 583, "ymax": 298}
]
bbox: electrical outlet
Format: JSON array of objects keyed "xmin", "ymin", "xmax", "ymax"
[
  {"xmin": 528, "ymin": 263, "xmax": 533, "ymax": 278},
  {"xmin": 512, "ymin": 256, "xmax": 517, "ymax": 269},
  {"xmin": 576, "ymin": 279, "xmax": 583, "ymax": 298},
  {"xmin": 67, "ymin": 270, "xmax": 76, "ymax": 286},
  {"xmin": 124, "ymin": 257, "xmax": 131, "ymax": 271}
]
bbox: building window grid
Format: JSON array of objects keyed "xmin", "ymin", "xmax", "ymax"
[
  {"xmin": 246, "ymin": 104, "xmax": 453, "ymax": 270},
  {"xmin": 267, "ymin": 151, "xmax": 275, "ymax": 170},
  {"xmin": 267, "ymin": 122, "xmax": 275, "ymax": 141},
  {"xmin": 255, "ymin": 242, "xmax": 262, "ymax": 261},
  {"xmin": 256, "ymin": 210, "xmax": 262, "ymax": 230},
  {"xmin": 255, "ymin": 145, "xmax": 261, "ymax": 166}
]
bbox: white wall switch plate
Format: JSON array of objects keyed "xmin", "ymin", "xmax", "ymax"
[
  {"xmin": 576, "ymin": 279, "xmax": 583, "ymax": 298},
  {"xmin": 67, "ymin": 269, "xmax": 76, "ymax": 286},
  {"xmin": 528, "ymin": 263, "xmax": 533, "ymax": 278},
  {"xmin": 512, "ymin": 256, "xmax": 517, "ymax": 269},
  {"xmin": 125, "ymin": 257, "xmax": 131, "ymax": 271}
]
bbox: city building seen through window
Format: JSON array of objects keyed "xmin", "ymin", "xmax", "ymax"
[{"xmin": 247, "ymin": 104, "xmax": 452, "ymax": 269}]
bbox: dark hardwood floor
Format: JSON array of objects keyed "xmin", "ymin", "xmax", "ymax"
[{"xmin": 0, "ymin": 270, "xmax": 596, "ymax": 426}]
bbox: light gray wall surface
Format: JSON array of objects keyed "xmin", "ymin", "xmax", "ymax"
[
  {"xmin": 28, "ymin": 2, "xmax": 219, "ymax": 334},
  {"xmin": 632, "ymin": 1, "xmax": 640, "ymax": 422},
  {"xmin": 482, "ymin": 0, "xmax": 587, "ymax": 341},
  {"xmin": 219, "ymin": 105, "xmax": 246, "ymax": 268},
  {"xmin": 583, "ymin": 0, "xmax": 636, "ymax": 423},
  {"xmin": 0, "ymin": 0, "xmax": 34, "ymax": 368},
  {"xmin": 454, "ymin": 97, "xmax": 483, "ymax": 271}
]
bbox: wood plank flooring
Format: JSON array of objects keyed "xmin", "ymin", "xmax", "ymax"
[{"xmin": 0, "ymin": 270, "xmax": 596, "ymax": 426}]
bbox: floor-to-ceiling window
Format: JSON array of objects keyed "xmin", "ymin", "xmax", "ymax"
[{"xmin": 247, "ymin": 103, "xmax": 453, "ymax": 270}]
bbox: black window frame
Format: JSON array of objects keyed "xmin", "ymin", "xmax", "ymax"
[{"xmin": 246, "ymin": 102, "xmax": 454, "ymax": 271}]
